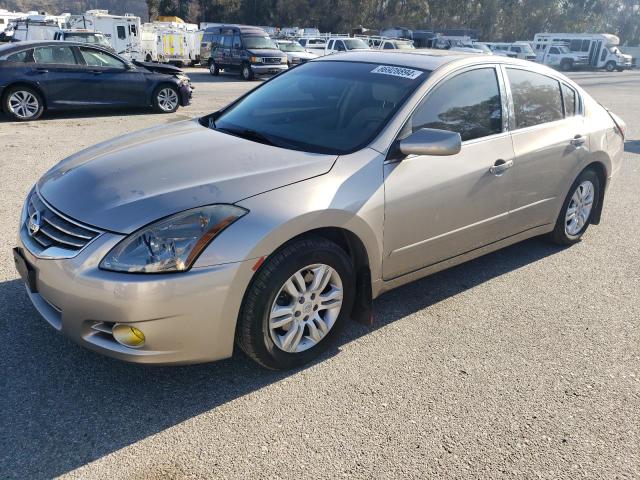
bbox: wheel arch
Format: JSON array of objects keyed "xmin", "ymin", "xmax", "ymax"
[
  {"xmin": 2, "ymin": 82, "xmax": 47, "ymax": 111},
  {"xmin": 582, "ymin": 159, "xmax": 608, "ymax": 225}
]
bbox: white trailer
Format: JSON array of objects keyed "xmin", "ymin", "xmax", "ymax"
[
  {"xmin": 141, "ymin": 21, "xmax": 200, "ymax": 65},
  {"xmin": 533, "ymin": 33, "xmax": 633, "ymax": 71},
  {"xmin": 68, "ymin": 10, "xmax": 143, "ymax": 61}
]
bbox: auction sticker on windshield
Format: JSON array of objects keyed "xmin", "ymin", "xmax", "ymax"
[{"xmin": 371, "ymin": 65, "xmax": 423, "ymax": 79}]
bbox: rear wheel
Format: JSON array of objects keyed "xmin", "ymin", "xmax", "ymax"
[
  {"xmin": 236, "ymin": 237, "xmax": 355, "ymax": 370},
  {"xmin": 550, "ymin": 169, "xmax": 600, "ymax": 245},
  {"xmin": 3, "ymin": 86, "xmax": 44, "ymax": 121},
  {"xmin": 241, "ymin": 62, "xmax": 254, "ymax": 81},
  {"xmin": 153, "ymin": 85, "xmax": 180, "ymax": 113}
]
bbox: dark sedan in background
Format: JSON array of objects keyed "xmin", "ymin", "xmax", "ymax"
[{"xmin": 0, "ymin": 41, "xmax": 193, "ymax": 121}]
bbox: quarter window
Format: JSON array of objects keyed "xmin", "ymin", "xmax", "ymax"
[
  {"xmin": 507, "ymin": 68, "xmax": 563, "ymax": 129},
  {"xmin": 562, "ymin": 84, "xmax": 577, "ymax": 117},
  {"xmin": 33, "ymin": 46, "xmax": 77, "ymax": 65},
  {"xmin": 409, "ymin": 68, "xmax": 503, "ymax": 142},
  {"xmin": 6, "ymin": 50, "xmax": 32, "ymax": 62}
]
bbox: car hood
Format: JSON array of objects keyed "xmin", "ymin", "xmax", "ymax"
[
  {"xmin": 247, "ymin": 48, "xmax": 286, "ymax": 57},
  {"xmin": 37, "ymin": 119, "xmax": 337, "ymax": 234}
]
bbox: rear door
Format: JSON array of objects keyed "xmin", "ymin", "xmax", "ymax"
[
  {"xmin": 503, "ymin": 66, "xmax": 588, "ymax": 233},
  {"xmin": 77, "ymin": 46, "xmax": 146, "ymax": 106},
  {"xmin": 29, "ymin": 45, "xmax": 91, "ymax": 106}
]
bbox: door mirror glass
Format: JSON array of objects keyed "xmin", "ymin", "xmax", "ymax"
[{"xmin": 399, "ymin": 128, "xmax": 462, "ymax": 156}]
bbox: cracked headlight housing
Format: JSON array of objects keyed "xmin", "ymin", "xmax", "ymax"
[{"xmin": 100, "ymin": 205, "xmax": 247, "ymax": 273}]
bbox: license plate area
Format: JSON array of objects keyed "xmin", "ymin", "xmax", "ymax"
[{"xmin": 13, "ymin": 247, "xmax": 38, "ymax": 293}]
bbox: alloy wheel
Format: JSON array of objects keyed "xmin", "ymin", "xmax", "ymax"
[
  {"xmin": 565, "ymin": 180, "xmax": 595, "ymax": 236},
  {"xmin": 8, "ymin": 91, "xmax": 39, "ymax": 119},
  {"xmin": 156, "ymin": 88, "xmax": 179, "ymax": 112},
  {"xmin": 269, "ymin": 263, "xmax": 343, "ymax": 353}
]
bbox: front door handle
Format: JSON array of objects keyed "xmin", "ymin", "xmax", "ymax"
[
  {"xmin": 489, "ymin": 159, "xmax": 514, "ymax": 175},
  {"xmin": 33, "ymin": 68, "xmax": 48, "ymax": 74},
  {"xmin": 570, "ymin": 135, "xmax": 586, "ymax": 147},
  {"xmin": 90, "ymin": 70, "xmax": 103, "ymax": 75}
]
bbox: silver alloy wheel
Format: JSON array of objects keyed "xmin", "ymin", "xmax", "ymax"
[
  {"xmin": 242, "ymin": 65, "xmax": 250, "ymax": 79},
  {"xmin": 8, "ymin": 90, "xmax": 39, "ymax": 119},
  {"xmin": 269, "ymin": 263, "xmax": 343, "ymax": 353},
  {"xmin": 156, "ymin": 88, "xmax": 179, "ymax": 112},
  {"xmin": 565, "ymin": 180, "xmax": 595, "ymax": 236}
]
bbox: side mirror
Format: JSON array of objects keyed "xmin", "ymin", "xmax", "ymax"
[{"xmin": 399, "ymin": 128, "xmax": 462, "ymax": 156}]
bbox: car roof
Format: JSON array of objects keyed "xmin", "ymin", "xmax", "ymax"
[
  {"xmin": 0, "ymin": 40, "xmax": 113, "ymax": 53},
  {"xmin": 314, "ymin": 49, "xmax": 538, "ymax": 71},
  {"xmin": 204, "ymin": 24, "xmax": 268, "ymax": 36}
]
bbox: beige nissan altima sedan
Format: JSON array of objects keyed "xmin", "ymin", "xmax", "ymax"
[{"xmin": 14, "ymin": 51, "xmax": 625, "ymax": 369}]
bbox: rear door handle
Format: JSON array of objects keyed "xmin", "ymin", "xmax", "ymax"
[
  {"xmin": 489, "ymin": 159, "xmax": 514, "ymax": 175},
  {"xmin": 90, "ymin": 70, "xmax": 103, "ymax": 75},
  {"xmin": 34, "ymin": 68, "xmax": 48, "ymax": 74},
  {"xmin": 570, "ymin": 135, "xmax": 586, "ymax": 147}
]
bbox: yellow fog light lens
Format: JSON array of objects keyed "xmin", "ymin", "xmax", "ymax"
[{"xmin": 112, "ymin": 324, "xmax": 145, "ymax": 348}]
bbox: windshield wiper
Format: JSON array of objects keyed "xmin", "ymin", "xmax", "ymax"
[{"xmin": 216, "ymin": 127, "xmax": 277, "ymax": 147}]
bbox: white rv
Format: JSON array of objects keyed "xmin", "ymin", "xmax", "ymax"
[
  {"xmin": 0, "ymin": 9, "xmax": 25, "ymax": 36},
  {"xmin": 9, "ymin": 13, "xmax": 69, "ymax": 41},
  {"xmin": 141, "ymin": 21, "xmax": 200, "ymax": 65},
  {"xmin": 68, "ymin": 10, "xmax": 143, "ymax": 61},
  {"xmin": 533, "ymin": 33, "xmax": 633, "ymax": 71}
]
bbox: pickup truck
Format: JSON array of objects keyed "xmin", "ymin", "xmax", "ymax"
[{"xmin": 538, "ymin": 45, "xmax": 589, "ymax": 71}]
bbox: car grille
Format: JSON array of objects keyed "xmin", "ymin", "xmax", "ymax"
[
  {"xmin": 24, "ymin": 192, "xmax": 102, "ymax": 254},
  {"xmin": 263, "ymin": 57, "xmax": 283, "ymax": 65}
]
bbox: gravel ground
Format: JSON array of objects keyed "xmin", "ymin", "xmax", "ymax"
[{"xmin": 0, "ymin": 68, "xmax": 638, "ymax": 480}]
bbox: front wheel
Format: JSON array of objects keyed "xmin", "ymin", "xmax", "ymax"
[
  {"xmin": 3, "ymin": 86, "xmax": 44, "ymax": 121},
  {"xmin": 549, "ymin": 169, "xmax": 600, "ymax": 245},
  {"xmin": 153, "ymin": 85, "xmax": 180, "ymax": 113},
  {"xmin": 236, "ymin": 237, "xmax": 355, "ymax": 370},
  {"xmin": 209, "ymin": 61, "xmax": 219, "ymax": 76},
  {"xmin": 605, "ymin": 61, "xmax": 616, "ymax": 72},
  {"xmin": 560, "ymin": 60, "xmax": 573, "ymax": 72},
  {"xmin": 241, "ymin": 62, "xmax": 254, "ymax": 81}
]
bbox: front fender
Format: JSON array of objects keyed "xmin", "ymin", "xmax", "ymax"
[{"xmin": 192, "ymin": 148, "xmax": 386, "ymax": 284}]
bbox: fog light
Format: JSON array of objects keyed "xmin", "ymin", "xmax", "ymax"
[{"xmin": 112, "ymin": 324, "xmax": 145, "ymax": 348}]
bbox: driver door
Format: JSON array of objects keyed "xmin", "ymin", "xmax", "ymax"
[{"xmin": 383, "ymin": 66, "xmax": 515, "ymax": 279}]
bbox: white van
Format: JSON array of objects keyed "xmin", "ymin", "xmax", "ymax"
[
  {"xmin": 68, "ymin": 10, "xmax": 143, "ymax": 61},
  {"xmin": 533, "ymin": 33, "xmax": 633, "ymax": 71}
]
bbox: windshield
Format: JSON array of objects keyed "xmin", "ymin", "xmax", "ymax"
[
  {"xmin": 243, "ymin": 36, "xmax": 277, "ymax": 50},
  {"xmin": 395, "ymin": 42, "xmax": 415, "ymax": 50},
  {"xmin": 608, "ymin": 46, "xmax": 620, "ymax": 54},
  {"xmin": 557, "ymin": 46, "xmax": 570, "ymax": 54},
  {"xmin": 516, "ymin": 43, "xmax": 534, "ymax": 54},
  {"xmin": 344, "ymin": 39, "xmax": 370, "ymax": 50},
  {"xmin": 212, "ymin": 61, "xmax": 428, "ymax": 155},
  {"xmin": 278, "ymin": 42, "xmax": 305, "ymax": 52},
  {"xmin": 65, "ymin": 33, "xmax": 111, "ymax": 47},
  {"xmin": 473, "ymin": 43, "xmax": 491, "ymax": 53}
]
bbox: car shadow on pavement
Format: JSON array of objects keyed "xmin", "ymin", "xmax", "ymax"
[
  {"xmin": 0, "ymin": 108, "xmax": 172, "ymax": 123},
  {"xmin": 0, "ymin": 237, "xmax": 565, "ymax": 479},
  {"xmin": 187, "ymin": 69, "xmax": 266, "ymax": 85}
]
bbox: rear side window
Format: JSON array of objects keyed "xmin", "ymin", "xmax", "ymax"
[
  {"xmin": 33, "ymin": 46, "xmax": 77, "ymax": 65},
  {"xmin": 6, "ymin": 50, "xmax": 32, "ymax": 63},
  {"xmin": 562, "ymin": 84, "xmax": 577, "ymax": 117},
  {"xmin": 383, "ymin": 42, "xmax": 394, "ymax": 49},
  {"xmin": 410, "ymin": 67, "xmax": 503, "ymax": 142},
  {"xmin": 507, "ymin": 68, "xmax": 563, "ymax": 129}
]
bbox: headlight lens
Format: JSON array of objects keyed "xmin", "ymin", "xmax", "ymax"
[
  {"xmin": 100, "ymin": 205, "xmax": 247, "ymax": 273},
  {"xmin": 249, "ymin": 56, "xmax": 261, "ymax": 63}
]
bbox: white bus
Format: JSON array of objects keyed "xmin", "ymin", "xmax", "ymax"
[{"xmin": 533, "ymin": 33, "xmax": 633, "ymax": 71}]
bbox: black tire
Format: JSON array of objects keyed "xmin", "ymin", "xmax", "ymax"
[
  {"xmin": 605, "ymin": 61, "xmax": 616, "ymax": 72},
  {"xmin": 236, "ymin": 237, "xmax": 355, "ymax": 370},
  {"xmin": 549, "ymin": 169, "xmax": 600, "ymax": 245},
  {"xmin": 152, "ymin": 84, "xmax": 180, "ymax": 113},
  {"xmin": 3, "ymin": 85, "xmax": 44, "ymax": 121},
  {"xmin": 241, "ymin": 62, "xmax": 254, "ymax": 81},
  {"xmin": 560, "ymin": 59, "xmax": 573, "ymax": 72},
  {"xmin": 209, "ymin": 62, "xmax": 220, "ymax": 76}
]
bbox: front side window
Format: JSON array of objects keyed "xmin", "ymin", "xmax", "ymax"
[
  {"xmin": 383, "ymin": 42, "xmax": 394, "ymax": 50},
  {"xmin": 242, "ymin": 36, "xmax": 277, "ymax": 50},
  {"xmin": 80, "ymin": 47, "xmax": 126, "ymax": 68},
  {"xmin": 233, "ymin": 34, "xmax": 241, "ymax": 49},
  {"xmin": 507, "ymin": 68, "xmax": 563, "ymax": 129},
  {"xmin": 511, "ymin": 46, "xmax": 522, "ymax": 53},
  {"xmin": 212, "ymin": 61, "xmax": 428, "ymax": 154},
  {"xmin": 549, "ymin": 47, "xmax": 559, "ymax": 54},
  {"xmin": 33, "ymin": 46, "xmax": 77, "ymax": 65},
  {"xmin": 562, "ymin": 84, "xmax": 577, "ymax": 117},
  {"xmin": 409, "ymin": 67, "xmax": 502, "ymax": 142},
  {"xmin": 223, "ymin": 36, "xmax": 232, "ymax": 48},
  {"xmin": 335, "ymin": 40, "xmax": 346, "ymax": 51},
  {"xmin": 117, "ymin": 25, "xmax": 126, "ymax": 40}
]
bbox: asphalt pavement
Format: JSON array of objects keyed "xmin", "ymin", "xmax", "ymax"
[{"xmin": 0, "ymin": 68, "xmax": 638, "ymax": 479}]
